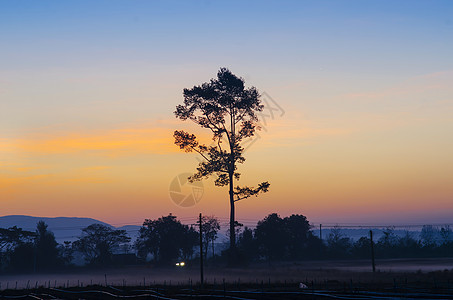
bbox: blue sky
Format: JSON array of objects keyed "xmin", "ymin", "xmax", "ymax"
[
  {"xmin": 1, "ymin": 1, "xmax": 453, "ymax": 224},
  {"xmin": 2, "ymin": 1, "xmax": 452, "ymax": 73}
]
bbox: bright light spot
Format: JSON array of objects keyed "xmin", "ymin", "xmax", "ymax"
[
  {"xmin": 175, "ymin": 263, "xmax": 180, "ymax": 266},
  {"xmin": 180, "ymin": 262, "xmax": 185, "ymax": 266}
]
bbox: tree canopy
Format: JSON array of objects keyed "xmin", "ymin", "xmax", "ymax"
[
  {"xmin": 35, "ymin": 221, "xmax": 60, "ymax": 270},
  {"xmin": 135, "ymin": 214, "xmax": 198, "ymax": 264},
  {"xmin": 174, "ymin": 68, "xmax": 270, "ymax": 255},
  {"xmin": 73, "ymin": 224, "xmax": 130, "ymax": 266}
]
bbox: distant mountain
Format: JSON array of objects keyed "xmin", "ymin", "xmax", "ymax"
[
  {"xmin": 116, "ymin": 225, "xmax": 141, "ymax": 241},
  {"xmin": 311, "ymin": 228, "xmax": 421, "ymax": 241},
  {"xmin": 0, "ymin": 215, "xmax": 121, "ymax": 243}
]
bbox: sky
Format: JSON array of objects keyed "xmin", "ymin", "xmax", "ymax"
[{"xmin": 1, "ymin": 0, "xmax": 453, "ymax": 227}]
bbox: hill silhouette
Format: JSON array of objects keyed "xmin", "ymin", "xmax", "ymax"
[{"xmin": 0, "ymin": 215, "xmax": 140, "ymax": 243}]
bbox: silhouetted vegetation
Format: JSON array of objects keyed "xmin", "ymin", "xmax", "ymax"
[
  {"xmin": 135, "ymin": 214, "xmax": 198, "ymax": 265},
  {"xmin": 0, "ymin": 226, "xmax": 35, "ymax": 272},
  {"xmin": 201, "ymin": 215, "xmax": 220, "ymax": 260},
  {"xmin": 1, "ymin": 215, "xmax": 453, "ymax": 273},
  {"xmin": 73, "ymin": 224, "xmax": 130, "ymax": 266},
  {"xmin": 239, "ymin": 213, "xmax": 322, "ymax": 262},
  {"xmin": 35, "ymin": 221, "xmax": 61, "ymax": 271},
  {"xmin": 174, "ymin": 68, "xmax": 270, "ymax": 260}
]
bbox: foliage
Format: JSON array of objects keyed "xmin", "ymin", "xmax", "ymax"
[
  {"xmin": 0, "ymin": 226, "xmax": 35, "ymax": 252},
  {"xmin": 135, "ymin": 214, "xmax": 197, "ymax": 264},
  {"xmin": 73, "ymin": 224, "xmax": 130, "ymax": 266},
  {"xmin": 420, "ymin": 225, "xmax": 439, "ymax": 248},
  {"xmin": 285, "ymin": 214, "xmax": 312, "ymax": 259},
  {"xmin": 255, "ymin": 213, "xmax": 314, "ymax": 261},
  {"xmin": 351, "ymin": 236, "xmax": 371, "ymax": 259},
  {"xmin": 255, "ymin": 213, "xmax": 287, "ymax": 260},
  {"xmin": 439, "ymin": 225, "xmax": 452, "ymax": 245},
  {"xmin": 174, "ymin": 68, "xmax": 270, "ymax": 252},
  {"xmin": 60, "ymin": 241, "xmax": 74, "ymax": 266},
  {"xmin": 201, "ymin": 215, "xmax": 220, "ymax": 258},
  {"xmin": 326, "ymin": 226, "xmax": 352, "ymax": 258},
  {"xmin": 2, "ymin": 216, "xmax": 453, "ymax": 273},
  {"xmin": 8, "ymin": 243, "xmax": 34, "ymax": 272},
  {"xmin": 35, "ymin": 221, "xmax": 61, "ymax": 270},
  {"xmin": 0, "ymin": 226, "xmax": 35, "ymax": 271},
  {"xmin": 376, "ymin": 226, "xmax": 399, "ymax": 257},
  {"xmin": 236, "ymin": 227, "xmax": 257, "ymax": 264}
]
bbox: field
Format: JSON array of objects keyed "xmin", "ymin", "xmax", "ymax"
[{"xmin": 1, "ymin": 258, "xmax": 453, "ymax": 299}]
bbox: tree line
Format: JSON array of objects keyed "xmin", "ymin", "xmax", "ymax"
[{"xmin": 1, "ymin": 213, "xmax": 452, "ymax": 273}]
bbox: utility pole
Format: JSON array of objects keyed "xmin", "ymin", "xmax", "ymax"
[
  {"xmin": 319, "ymin": 224, "xmax": 322, "ymax": 241},
  {"xmin": 370, "ymin": 230, "xmax": 376, "ymax": 273},
  {"xmin": 199, "ymin": 213, "xmax": 204, "ymax": 287},
  {"xmin": 319, "ymin": 223, "xmax": 323, "ymax": 258},
  {"xmin": 33, "ymin": 243, "xmax": 37, "ymax": 273}
]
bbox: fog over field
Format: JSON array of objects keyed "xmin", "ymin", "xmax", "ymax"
[{"xmin": 1, "ymin": 258, "xmax": 453, "ymax": 290}]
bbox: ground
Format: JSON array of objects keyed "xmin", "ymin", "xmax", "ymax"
[{"xmin": 1, "ymin": 257, "xmax": 453, "ymax": 289}]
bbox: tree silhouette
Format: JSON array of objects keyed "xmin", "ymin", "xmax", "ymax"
[
  {"xmin": 284, "ymin": 214, "xmax": 311, "ymax": 259},
  {"xmin": 420, "ymin": 225, "xmax": 439, "ymax": 248},
  {"xmin": 254, "ymin": 213, "xmax": 314, "ymax": 261},
  {"xmin": 35, "ymin": 221, "xmax": 60, "ymax": 270},
  {"xmin": 73, "ymin": 224, "xmax": 130, "ymax": 266},
  {"xmin": 174, "ymin": 68, "xmax": 270, "ymax": 256},
  {"xmin": 255, "ymin": 213, "xmax": 287, "ymax": 261},
  {"xmin": 60, "ymin": 241, "xmax": 74, "ymax": 266},
  {"xmin": 135, "ymin": 214, "xmax": 197, "ymax": 264},
  {"xmin": 236, "ymin": 226, "xmax": 257, "ymax": 264},
  {"xmin": 326, "ymin": 226, "xmax": 352, "ymax": 258},
  {"xmin": 201, "ymin": 215, "xmax": 220, "ymax": 259},
  {"xmin": 440, "ymin": 225, "xmax": 452, "ymax": 245},
  {"xmin": 0, "ymin": 226, "xmax": 35, "ymax": 253},
  {"xmin": 0, "ymin": 226, "xmax": 35, "ymax": 271}
]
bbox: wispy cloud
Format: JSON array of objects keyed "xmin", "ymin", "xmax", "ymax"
[{"xmin": 9, "ymin": 125, "xmax": 177, "ymax": 157}]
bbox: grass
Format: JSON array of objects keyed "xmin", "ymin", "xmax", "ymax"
[{"xmin": 1, "ymin": 258, "xmax": 453, "ymax": 298}]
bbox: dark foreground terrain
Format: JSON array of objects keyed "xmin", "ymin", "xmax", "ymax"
[
  {"xmin": 1, "ymin": 258, "xmax": 453, "ymax": 299},
  {"xmin": 1, "ymin": 278, "xmax": 453, "ymax": 300}
]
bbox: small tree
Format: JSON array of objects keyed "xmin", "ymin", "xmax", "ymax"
[
  {"xmin": 135, "ymin": 214, "xmax": 197, "ymax": 264},
  {"xmin": 254, "ymin": 213, "xmax": 313, "ymax": 261},
  {"xmin": 326, "ymin": 226, "xmax": 352, "ymax": 258},
  {"xmin": 174, "ymin": 68, "xmax": 270, "ymax": 255},
  {"xmin": 181, "ymin": 226, "xmax": 199, "ymax": 261},
  {"xmin": 440, "ymin": 225, "xmax": 452, "ymax": 245},
  {"xmin": 420, "ymin": 225, "xmax": 439, "ymax": 248},
  {"xmin": 255, "ymin": 213, "xmax": 287, "ymax": 261},
  {"xmin": 284, "ymin": 214, "xmax": 311, "ymax": 259},
  {"xmin": 35, "ymin": 221, "xmax": 60, "ymax": 270},
  {"xmin": 397, "ymin": 231, "xmax": 420, "ymax": 257},
  {"xmin": 352, "ymin": 236, "xmax": 371, "ymax": 259},
  {"xmin": 201, "ymin": 215, "xmax": 220, "ymax": 258},
  {"xmin": 237, "ymin": 227, "xmax": 257, "ymax": 264},
  {"xmin": 377, "ymin": 226, "xmax": 399, "ymax": 258},
  {"xmin": 74, "ymin": 224, "xmax": 130, "ymax": 266},
  {"xmin": 0, "ymin": 226, "xmax": 35, "ymax": 271},
  {"xmin": 60, "ymin": 241, "xmax": 74, "ymax": 266}
]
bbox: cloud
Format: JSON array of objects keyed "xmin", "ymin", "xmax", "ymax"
[
  {"xmin": 9, "ymin": 125, "xmax": 177, "ymax": 157},
  {"xmin": 79, "ymin": 166, "xmax": 111, "ymax": 171}
]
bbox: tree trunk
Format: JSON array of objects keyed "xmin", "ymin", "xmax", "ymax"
[
  {"xmin": 212, "ymin": 239, "xmax": 215, "ymax": 258},
  {"xmin": 229, "ymin": 171, "xmax": 236, "ymax": 251},
  {"xmin": 229, "ymin": 108, "xmax": 236, "ymax": 264}
]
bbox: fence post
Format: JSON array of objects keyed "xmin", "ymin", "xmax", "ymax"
[{"xmin": 370, "ymin": 230, "xmax": 376, "ymax": 272}]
